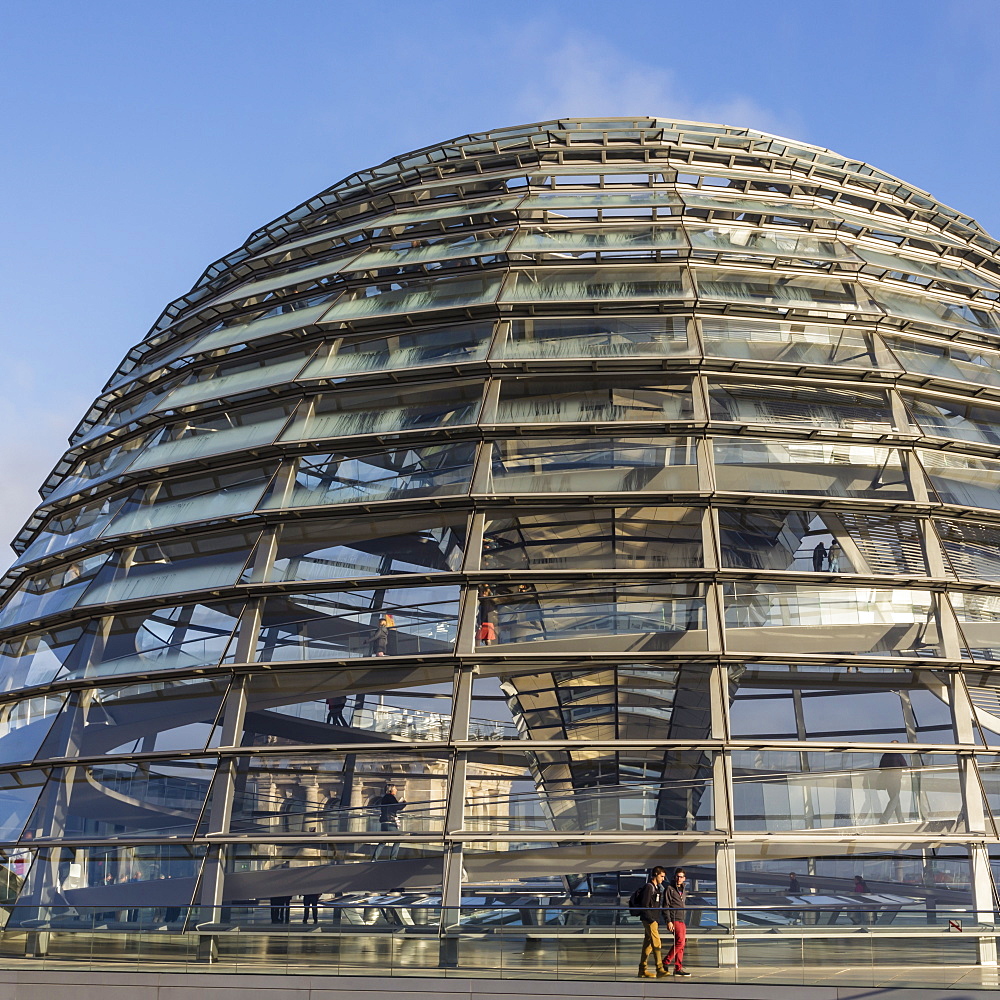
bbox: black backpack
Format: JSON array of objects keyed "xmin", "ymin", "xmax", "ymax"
[{"xmin": 628, "ymin": 882, "xmax": 652, "ymax": 917}]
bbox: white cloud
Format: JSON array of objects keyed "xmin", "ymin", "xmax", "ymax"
[{"xmin": 504, "ymin": 30, "xmax": 801, "ymax": 140}]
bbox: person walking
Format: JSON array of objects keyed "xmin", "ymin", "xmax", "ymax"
[
  {"xmin": 877, "ymin": 740, "xmax": 909, "ymax": 823},
  {"xmin": 636, "ymin": 866, "xmax": 669, "ymax": 978},
  {"xmin": 663, "ymin": 868, "xmax": 692, "ymax": 976},
  {"xmin": 325, "ymin": 695, "xmax": 348, "ymax": 725},
  {"xmin": 812, "ymin": 542, "xmax": 827, "ymax": 572},
  {"xmin": 373, "ymin": 782, "xmax": 406, "ymax": 860},
  {"xmin": 372, "ymin": 616, "xmax": 390, "ymax": 656},
  {"xmin": 302, "ymin": 892, "xmax": 320, "ymax": 924},
  {"xmin": 828, "ymin": 542, "xmax": 842, "ymax": 573}
]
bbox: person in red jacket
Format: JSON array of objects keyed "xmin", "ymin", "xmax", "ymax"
[{"xmin": 663, "ymin": 868, "xmax": 692, "ymax": 976}]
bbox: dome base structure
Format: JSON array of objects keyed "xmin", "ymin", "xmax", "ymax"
[{"xmin": 1, "ymin": 118, "xmax": 1000, "ymax": 983}]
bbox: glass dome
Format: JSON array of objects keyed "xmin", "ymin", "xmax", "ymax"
[{"xmin": 1, "ymin": 118, "xmax": 999, "ymax": 970}]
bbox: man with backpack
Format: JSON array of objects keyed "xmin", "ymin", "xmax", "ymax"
[{"xmin": 631, "ymin": 865, "xmax": 669, "ymax": 978}]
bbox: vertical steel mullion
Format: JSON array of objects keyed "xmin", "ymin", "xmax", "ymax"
[
  {"xmin": 479, "ymin": 376, "xmax": 501, "ymax": 424},
  {"xmin": 454, "ymin": 578, "xmax": 480, "ymax": 656},
  {"xmin": 469, "ymin": 439, "xmax": 493, "ymax": 495},
  {"xmin": 441, "ymin": 664, "xmax": 475, "ymax": 959},
  {"xmin": 463, "ymin": 512, "xmax": 486, "ymax": 573},
  {"xmin": 197, "ymin": 593, "xmax": 265, "ymax": 939}
]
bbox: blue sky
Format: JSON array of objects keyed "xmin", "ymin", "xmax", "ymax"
[{"xmin": 1, "ymin": 0, "xmax": 998, "ymax": 554}]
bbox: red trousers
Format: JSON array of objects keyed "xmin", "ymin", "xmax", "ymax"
[{"xmin": 664, "ymin": 920, "xmax": 686, "ymax": 968}]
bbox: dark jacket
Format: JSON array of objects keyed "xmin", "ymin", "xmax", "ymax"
[
  {"xmin": 378, "ymin": 792, "xmax": 404, "ymax": 825},
  {"xmin": 663, "ymin": 882, "xmax": 687, "ymax": 924},
  {"xmin": 637, "ymin": 880, "xmax": 665, "ymax": 923},
  {"xmin": 372, "ymin": 624, "xmax": 389, "ymax": 655},
  {"xmin": 879, "ymin": 751, "xmax": 907, "ymax": 769}
]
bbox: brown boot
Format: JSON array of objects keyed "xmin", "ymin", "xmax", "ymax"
[{"xmin": 637, "ymin": 966, "xmax": 655, "ymax": 978}]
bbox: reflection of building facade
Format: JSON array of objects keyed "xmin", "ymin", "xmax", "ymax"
[{"xmin": 1, "ymin": 118, "xmax": 1000, "ymax": 970}]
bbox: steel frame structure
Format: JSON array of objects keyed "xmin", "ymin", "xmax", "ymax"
[{"xmin": 2, "ymin": 117, "xmax": 1000, "ymax": 969}]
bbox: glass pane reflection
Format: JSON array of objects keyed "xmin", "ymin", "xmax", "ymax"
[
  {"xmin": 724, "ymin": 582, "xmax": 941, "ymax": 656},
  {"xmin": 263, "ymin": 443, "xmax": 475, "ymax": 509},
  {"xmin": 497, "ymin": 377, "xmax": 693, "ymax": 425},
  {"xmin": 714, "ymin": 439, "xmax": 910, "ymax": 499},
  {"xmin": 732, "ymin": 749, "xmax": 966, "ymax": 832},
  {"xmin": 489, "ymin": 437, "xmax": 698, "ymax": 493},
  {"xmin": 480, "ymin": 581, "xmax": 708, "ymax": 650},
  {"xmin": 483, "ymin": 507, "xmax": 703, "ymax": 570},
  {"xmin": 24, "ymin": 759, "xmax": 216, "ymax": 841},
  {"xmin": 496, "ymin": 316, "xmax": 689, "ymax": 360},
  {"xmin": 254, "ymin": 586, "xmax": 460, "ymax": 661}
]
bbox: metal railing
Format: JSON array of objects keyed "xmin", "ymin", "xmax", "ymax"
[{"xmin": 0, "ymin": 904, "xmax": 994, "ymax": 985}]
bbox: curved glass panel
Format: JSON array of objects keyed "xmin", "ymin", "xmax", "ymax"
[
  {"xmin": 127, "ymin": 404, "xmax": 293, "ymax": 473},
  {"xmin": 264, "ymin": 443, "xmax": 475, "ymax": 509},
  {"xmin": 936, "ymin": 518, "xmax": 1000, "ymax": 582},
  {"xmin": 322, "ymin": 272, "xmax": 502, "ymax": 321},
  {"xmin": 509, "ymin": 225, "xmax": 687, "ymax": 254},
  {"xmin": 709, "ymin": 382, "xmax": 894, "ymax": 432},
  {"xmin": 732, "ymin": 750, "xmax": 966, "ymax": 832},
  {"xmin": 0, "ymin": 553, "xmax": 110, "ymax": 630},
  {"xmin": 718, "ymin": 508, "xmax": 926, "ymax": 575},
  {"xmin": 79, "ymin": 530, "xmax": 261, "ymax": 606},
  {"xmin": 497, "ymin": 377, "xmax": 693, "ymax": 424},
  {"xmin": 23, "ymin": 759, "xmax": 217, "ymax": 841},
  {"xmin": 700, "ymin": 318, "xmax": 893, "ymax": 369},
  {"xmin": 0, "ymin": 624, "xmax": 93, "ymax": 694},
  {"xmin": 488, "ymin": 437, "xmax": 698, "ymax": 493},
  {"xmin": 35, "ymin": 676, "xmax": 228, "ymax": 761},
  {"xmin": 254, "ymin": 586, "xmax": 460, "ymax": 661},
  {"xmin": 74, "ymin": 602, "xmax": 244, "ymax": 681},
  {"xmin": 299, "ymin": 322, "xmax": 493, "ymax": 378},
  {"xmin": 856, "ymin": 246, "xmax": 1000, "ymax": 292},
  {"xmin": 500, "ymin": 266, "xmax": 686, "ymax": 303},
  {"xmin": 224, "ymin": 753, "xmax": 448, "ymax": 836},
  {"xmin": 104, "ymin": 467, "xmax": 275, "ymax": 537},
  {"xmin": 906, "ymin": 394, "xmax": 1000, "ymax": 445},
  {"xmin": 479, "ymin": 580, "xmax": 708, "ymax": 651},
  {"xmin": 688, "ymin": 226, "xmax": 858, "ymax": 262},
  {"xmin": 344, "ymin": 231, "xmax": 512, "ymax": 271},
  {"xmin": 482, "ymin": 507, "xmax": 703, "ymax": 570},
  {"xmin": 885, "ymin": 336, "xmax": 1000, "ymax": 387},
  {"xmin": 713, "ymin": 439, "xmax": 911, "ymax": 499},
  {"xmin": 266, "ymin": 516, "xmax": 467, "ymax": 584},
  {"xmin": 521, "ymin": 190, "xmax": 680, "ymax": 211},
  {"xmin": 205, "ymin": 252, "xmax": 359, "ymax": 308},
  {"xmin": 872, "ymin": 286, "xmax": 1000, "ymax": 332},
  {"xmin": 15, "ymin": 493, "xmax": 130, "ymax": 567},
  {"xmin": 0, "ymin": 771, "xmax": 47, "ymax": 842},
  {"xmin": 280, "ymin": 383, "xmax": 482, "ymax": 441},
  {"xmin": 696, "ymin": 269, "xmax": 872, "ymax": 311},
  {"xmin": 495, "ymin": 316, "xmax": 690, "ymax": 360},
  {"xmin": 187, "ymin": 298, "xmax": 335, "ymax": 355},
  {"xmin": 155, "ymin": 352, "xmax": 312, "ymax": 411},
  {"xmin": 919, "ymin": 449, "xmax": 1000, "ymax": 510},
  {"xmin": 0, "ymin": 694, "xmax": 66, "ymax": 765},
  {"xmin": 724, "ymin": 582, "xmax": 941, "ymax": 656},
  {"xmin": 233, "ymin": 665, "xmax": 456, "ymax": 747}
]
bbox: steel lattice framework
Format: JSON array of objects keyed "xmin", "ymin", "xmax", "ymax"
[{"xmin": 1, "ymin": 117, "xmax": 1000, "ymax": 961}]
